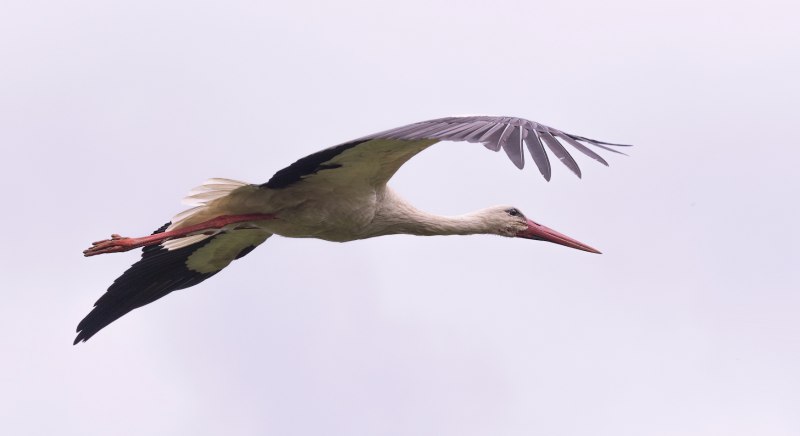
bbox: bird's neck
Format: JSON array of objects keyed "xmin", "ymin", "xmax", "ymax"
[{"xmin": 375, "ymin": 190, "xmax": 495, "ymax": 237}]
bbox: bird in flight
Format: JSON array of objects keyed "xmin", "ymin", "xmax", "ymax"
[{"xmin": 75, "ymin": 115, "xmax": 629, "ymax": 344}]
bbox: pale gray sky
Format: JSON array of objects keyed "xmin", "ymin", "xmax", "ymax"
[{"xmin": 1, "ymin": 1, "xmax": 798, "ymax": 435}]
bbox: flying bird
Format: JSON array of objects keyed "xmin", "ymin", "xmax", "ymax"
[{"xmin": 76, "ymin": 116, "xmax": 629, "ymax": 344}]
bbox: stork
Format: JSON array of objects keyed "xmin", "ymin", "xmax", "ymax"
[{"xmin": 75, "ymin": 116, "xmax": 629, "ymax": 344}]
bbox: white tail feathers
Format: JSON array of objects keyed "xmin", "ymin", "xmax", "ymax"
[
  {"xmin": 171, "ymin": 206, "xmax": 205, "ymax": 224},
  {"xmin": 182, "ymin": 178, "xmax": 249, "ymax": 207},
  {"xmin": 164, "ymin": 178, "xmax": 249, "ymax": 242}
]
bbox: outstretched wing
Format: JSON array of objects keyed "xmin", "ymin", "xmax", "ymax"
[
  {"xmin": 262, "ymin": 115, "xmax": 630, "ymax": 191},
  {"xmin": 74, "ymin": 224, "xmax": 271, "ymax": 344}
]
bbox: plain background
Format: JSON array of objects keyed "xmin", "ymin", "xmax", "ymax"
[{"xmin": 1, "ymin": 1, "xmax": 798, "ymax": 435}]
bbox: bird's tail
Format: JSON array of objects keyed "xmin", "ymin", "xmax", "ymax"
[{"xmin": 161, "ymin": 178, "xmax": 251, "ymax": 249}]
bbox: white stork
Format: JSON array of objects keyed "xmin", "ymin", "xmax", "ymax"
[{"xmin": 75, "ymin": 116, "xmax": 629, "ymax": 344}]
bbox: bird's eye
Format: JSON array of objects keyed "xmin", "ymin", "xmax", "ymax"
[{"xmin": 506, "ymin": 208, "xmax": 521, "ymax": 217}]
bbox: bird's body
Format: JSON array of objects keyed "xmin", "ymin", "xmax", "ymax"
[
  {"xmin": 76, "ymin": 116, "xmax": 630, "ymax": 344},
  {"xmin": 175, "ymin": 183, "xmax": 510, "ymax": 242}
]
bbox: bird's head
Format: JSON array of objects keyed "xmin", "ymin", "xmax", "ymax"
[{"xmin": 484, "ymin": 205, "xmax": 601, "ymax": 254}]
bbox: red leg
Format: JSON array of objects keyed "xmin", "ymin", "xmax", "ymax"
[{"xmin": 83, "ymin": 213, "xmax": 276, "ymax": 257}]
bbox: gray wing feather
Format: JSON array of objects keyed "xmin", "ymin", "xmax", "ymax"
[
  {"xmin": 539, "ymin": 130, "xmax": 582, "ymax": 178},
  {"xmin": 463, "ymin": 122, "xmax": 497, "ymax": 142},
  {"xmin": 407, "ymin": 124, "xmax": 449, "ymax": 140},
  {"xmin": 579, "ymin": 141, "xmax": 629, "ymax": 156},
  {"xmin": 478, "ymin": 122, "xmax": 507, "ymax": 146},
  {"xmin": 553, "ymin": 131, "xmax": 609, "ymax": 166},
  {"xmin": 481, "ymin": 125, "xmax": 507, "ymax": 152},
  {"xmin": 501, "ymin": 126, "xmax": 525, "ymax": 169},
  {"xmin": 340, "ymin": 115, "xmax": 629, "ymax": 182},
  {"xmin": 523, "ymin": 127, "xmax": 552, "ymax": 181},
  {"xmin": 430, "ymin": 121, "xmax": 480, "ymax": 139}
]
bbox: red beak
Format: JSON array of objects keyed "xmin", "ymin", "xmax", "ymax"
[{"xmin": 516, "ymin": 219, "xmax": 601, "ymax": 254}]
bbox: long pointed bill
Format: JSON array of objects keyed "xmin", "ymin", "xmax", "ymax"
[{"xmin": 516, "ymin": 219, "xmax": 601, "ymax": 254}]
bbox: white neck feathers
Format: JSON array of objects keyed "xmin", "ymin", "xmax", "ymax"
[{"xmin": 370, "ymin": 189, "xmax": 498, "ymax": 237}]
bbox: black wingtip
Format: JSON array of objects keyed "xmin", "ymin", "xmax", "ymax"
[
  {"xmin": 73, "ymin": 319, "xmax": 99, "ymax": 345},
  {"xmin": 73, "ymin": 330, "xmax": 89, "ymax": 345}
]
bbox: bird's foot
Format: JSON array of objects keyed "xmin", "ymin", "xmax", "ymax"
[{"xmin": 83, "ymin": 234, "xmax": 142, "ymax": 257}]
